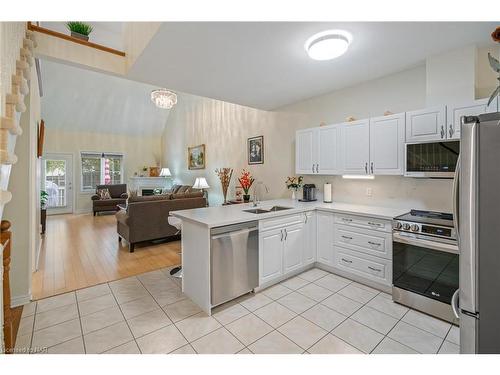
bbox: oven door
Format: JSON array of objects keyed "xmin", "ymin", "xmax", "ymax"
[{"xmin": 393, "ymin": 232, "xmax": 459, "ymax": 304}]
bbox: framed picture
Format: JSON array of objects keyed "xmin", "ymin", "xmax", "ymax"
[
  {"xmin": 188, "ymin": 144, "xmax": 206, "ymax": 170},
  {"xmin": 248, "ymin": 136, "xmax": 264, "ymax": 165}
]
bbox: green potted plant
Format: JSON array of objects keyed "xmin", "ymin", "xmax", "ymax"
[
  {"xmin": 40, "ymin": 190, "xmax": 48, "ymax": 234},
  {"xmin": 66, "ymin": 22, "xmax": 93, "ymax": 41}
]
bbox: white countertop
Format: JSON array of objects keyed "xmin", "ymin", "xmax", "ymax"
[{"xmin": 171, "ymin": 199, "xmax": 408, "ymax": 228}]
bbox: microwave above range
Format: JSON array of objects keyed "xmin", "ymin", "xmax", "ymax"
[{"xmin": 404, "ymin": 140, "xmax": 460, "ymax": 178}]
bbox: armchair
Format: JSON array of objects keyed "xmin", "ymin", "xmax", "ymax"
[{"xmin": 92, "ymin": 184, "xmax": 128, "ymax": 216}]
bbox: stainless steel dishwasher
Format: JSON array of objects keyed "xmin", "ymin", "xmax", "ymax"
[{"xmin": 210, "ymin": 221, "xmax": 259, "ymax": 307}]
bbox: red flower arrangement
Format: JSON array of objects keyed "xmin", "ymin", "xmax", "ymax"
[{"xmin": 238, "ymin": 169, "xmax": 255, "ymax": 195}]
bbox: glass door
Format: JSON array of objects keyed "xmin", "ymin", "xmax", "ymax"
[{"xmin": 42, "ymin": 153, "xmax": 73, "ymax": 214}]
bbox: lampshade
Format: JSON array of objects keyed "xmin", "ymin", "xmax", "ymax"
[
  {"xmin": 193, "ymin": 177, "xmax": 210, "ymax": 189},
  {"xmin": 159, "ymin": 168, "xmax": 172, "ymax": 177}
]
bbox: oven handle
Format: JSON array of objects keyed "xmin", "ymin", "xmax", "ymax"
[{"xmin": 392, "ymin": 232, "xmax": 459, "ymax": 255}]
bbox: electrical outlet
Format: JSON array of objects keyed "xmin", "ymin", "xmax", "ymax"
[{"xmin": 366, "ymin": 187, "xmax": 372, "ymax": 197}]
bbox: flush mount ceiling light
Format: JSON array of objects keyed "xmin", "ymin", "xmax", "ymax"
[
  {"xmin": 151, "ymin": 89, "xmax": 177, "ymax": 109},
  {"xmin": 305, "ymin": 30, "xmax": 352, "ymax": 61}
]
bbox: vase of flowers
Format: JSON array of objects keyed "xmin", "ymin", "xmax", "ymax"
[
  {"xmin": 285, "ymin": 176, "xmax": 303, "ymax": 200},
  {"xmin": 238, "ymin": 169, "xmax": 255, "ymax": 203},
  {"xmin": 215, "ymin": 168, "xmax": 233, "ymax": 205}
]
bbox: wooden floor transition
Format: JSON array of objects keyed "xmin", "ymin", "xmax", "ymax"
[{"xmin": 32, "ymin": 213, "xmax": 181, "ymax": 300}]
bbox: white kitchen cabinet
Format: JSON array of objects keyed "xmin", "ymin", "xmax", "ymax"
[
  {"xmin": 369, "ymin": 113, "xmax": 405, "ymax": 175},
  {"xmin": 295, "ymin": 125, "xmax": 341, "ymax": 175},
  {"xmin": 283, "ymin": 223, "xmax": 305, "ymax": 274},
  {"xmin": 405, "ymin": 105, "xmax": 446, "ymax": 142},
  {"xmin": 316, "ymin": 211, "xmax": 335, "ymax": 266},
  {"xmin": 296, "ymin": 128, "xmax": 317, "ymax": 174},
  {"xmin": 302, "ymin": 211, "xmax": 316, "ymax": 265},
  {"xmin": 318, "ymin": 124, "xmax": 342, "ymax": 174},
  {"xmin": 447, "ymin": 98, "xmax": 494, "ymax": 140},
  {"xmin": 341, "ymin": 119, "xmax": 370, "ymax": 175},
  {"xmin": 259, "ymin": 228, "xmax": 284, "ymax": 284}
]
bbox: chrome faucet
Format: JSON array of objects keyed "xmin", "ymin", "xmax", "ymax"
[{"xmin": 253, "ymin": 181, "xmax": 269, "ymax": 207}]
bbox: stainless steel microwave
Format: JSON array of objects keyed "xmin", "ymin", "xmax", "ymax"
[{"xmin": 404, "ymin": 140, "xmax": 460, "ymax": 178}]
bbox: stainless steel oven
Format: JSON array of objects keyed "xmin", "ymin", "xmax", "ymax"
[
  {"xmin": 392, "ymin": 210, "xmax": 459, "ymax": 323},
  {"xmin": 404, "ymin": 140, "xmax": 460, "ymax": 178}
]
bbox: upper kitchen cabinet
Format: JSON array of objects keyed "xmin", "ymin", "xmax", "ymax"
[
  {"xmin": 295, "ymin": 124, "xmax": 342, "ymax": 175},
  {"xmin": 405, "ymin": 105, "xmax": 446, "ymax": 142},
  {"xmin": 369, "ymin": 113, "xmax": 405, "ymax": 175},
  {"xmin": 341, "ymin": 119, "xmax": 370, "ymax": 175},
  {"xmin": 447, "ymin": 98, "xmax": 498, "ymax": 140},
  {"xmin": 295, "ymin": 128, "xmax": 317, "ymax": 174}
]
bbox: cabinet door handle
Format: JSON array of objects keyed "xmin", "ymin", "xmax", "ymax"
[
  {"xmin": 368, "ymin": 222, "xmax": 382, "ymax": 227},
  {"xmin": 304, "ymin": 215, "xmax": 308, "ymax": 224},
  {"xmin": 370, "ymin": 162, "xmax": 374, "ymax": 174},
  {"xmin": 280, "ymin": 229, "xmax": 284, "ymax": 241},
  {"xmin": 341, "ymin": 258, "xmax": 353, "ymax": 264},
  {"xmin": 284, "ymin": 228, "xmax": 288, "ymax": 241},
  {"xmin": 342, "ymin": 218, "xmax": 353, "ymax": 222},
  {"xmin": 365, "ymin": 162, "xmax": 368, "ymax": 174},
  {"xmin": 440, "ymin": 125, "xmax": 445, "ymax": 138},
  {"xmin": 341, "ymin": 235, "xmax": 353, "ymax": 240},
  {"xmin": 316, "ymin": 164, "xmax": 319, "ymax": 173},
  {"xmin": 368, "ymin": 241, "xmax": 381, "ymax": 246},
  {"xmin": 368, "ymin": 266, "xmax": 382, "ymax": 272},
  {"xmin": 312, "ymin": 164, "xmax": 315, "ymax": 173}
]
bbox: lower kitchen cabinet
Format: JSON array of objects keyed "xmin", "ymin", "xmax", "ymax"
[
  {"xmin": 259, "ymin": 228, "xmax": 284, "ymax": 284},
  {"xmin": 316, "ymin": 211, "xmax": 335, "ymax": 266},
  {"xmin": 283, "ymin": 223, "xmax": 305, "ymax": 274},
  {"xmin": 302, "ymin": 211, "xmax": 316, "ymax": 265}
]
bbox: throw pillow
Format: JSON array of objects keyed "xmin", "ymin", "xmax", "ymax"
[{"xmin": 97, "ymin": 188, "xmax": 111, "ymax": 200}]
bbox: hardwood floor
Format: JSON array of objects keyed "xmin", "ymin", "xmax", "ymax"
[{"xmin": 32, "ymin": 213, "xmax": 181, "ymax": 300}]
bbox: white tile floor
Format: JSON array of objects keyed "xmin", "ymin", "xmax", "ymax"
[{"xmin": 15, "ymin": 267, "xmax": 460, "ymax": 354}]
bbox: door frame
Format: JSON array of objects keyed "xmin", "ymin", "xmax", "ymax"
[{"xmin": 42, "ymin": 152, "xmax": 75, "ymax": 215}]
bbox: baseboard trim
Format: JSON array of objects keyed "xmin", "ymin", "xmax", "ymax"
[
  {"xmin": 74, "ymin": 208, "xmax": 92, "ymax": 215},
  {"xmin": 11, "ymin": 293, "xmax": 31, "ymax": 308}
]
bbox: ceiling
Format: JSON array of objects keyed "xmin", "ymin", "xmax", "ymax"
[
  {"xmin": 41, "ymin": 60, "xmax": 170, "ymax": 136},
  {"xmin": 127, "ymin": 22, "xmax": 499, "ymax": 110}
]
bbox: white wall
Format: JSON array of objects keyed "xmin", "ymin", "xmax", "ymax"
[
  {"xmin": 44, "ymin": 128, "xmax": 162, "ymax": 213},
  {"xmin": 162, "ymin": 64, "xmax": 455, "ymax": 211}
]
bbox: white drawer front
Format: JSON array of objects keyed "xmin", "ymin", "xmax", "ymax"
[
  {"xmin": 335, "ymin": 247, "xmax": 391, "ymax": 286},
  {"xmin": 260, "ymin": 213, "xmax": 304, "ymax": 232},
  {"xmin": 334, "ymin": 225, "xmax": 392, "ymax": 260},
  {"xmin": 334, "ymin": 213, "xmax": 391, "ymax": 233}
]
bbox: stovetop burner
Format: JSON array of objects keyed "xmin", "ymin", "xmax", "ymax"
[{"xmin": 394, "ymin": 209, "xmax": 454, "ymax": 228}]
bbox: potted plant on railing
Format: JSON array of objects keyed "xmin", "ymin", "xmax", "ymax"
[
  {"xmin": 285, "ymin": 176, "xmax": 303, "ymax": 200},
  {"xmin": 40, "ymin": 190, "xmax": 48, "ymax": 234},
  {"xmin": 66, "ymin": 22, "xmax": 93, "ymax": 42},
  {"xmin": 238, "ymin": 169, "xmax": 255, "ymax": 203}
]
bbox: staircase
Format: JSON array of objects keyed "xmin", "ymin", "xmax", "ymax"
[{"xmin": 0, "ymin": 22, "xmax": 36, "ymax": 354}]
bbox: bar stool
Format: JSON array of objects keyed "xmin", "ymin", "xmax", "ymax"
[{"xmin": 167, "ymin": 216, "xmax": 183, "ymax": 278}]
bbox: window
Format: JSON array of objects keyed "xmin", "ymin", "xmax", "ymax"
[{"xmin": 81, "ymin": 152, "xmax": 123, "ymax": 191}]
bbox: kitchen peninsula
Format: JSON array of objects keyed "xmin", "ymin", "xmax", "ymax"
[{"xmin": 172, "ymin": 199, "xmax": 407, "ymax": 314}]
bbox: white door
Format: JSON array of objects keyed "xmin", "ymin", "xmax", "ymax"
[
  {"xmin": 316, "ymin": 211, "xmax": 335, "ymax": 266},
  {"xmin": 42, "ymin": 153, "xmax": 74, "ymax": 215},
  {"xmin": 447, "ymin": 99, "xmax": 489, "ymax": 140},
  {"xmin": 405, "ymin": 105, "xmax": 446, "ymax": 142},
  {"xmin": 318, "ymin": 124, "xmax": 341, "ymax": 175},
  {"xmin": 295, "ymin": 128, "xmax": 317, "ymax": 174},
  {"xmin": 259, "ymin": 228, "xmax": 284, "ymax": 284},
  {"xmin": 283, "ymin": 223, "xmax": 304, "ymax": 274},
  {"xmin": 369, "ymin": 113, "xmax": 405, "ymax": 175},
  {"xmin": 302, "ymin": 212, "xmax": 316, "ymax": 265},
  {"xmin": 341, "ymin": 119, "xmax": 370, "ymax": 175}
]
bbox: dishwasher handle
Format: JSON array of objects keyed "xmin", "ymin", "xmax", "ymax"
[{"xmin": 211, "ymin": 226, "xmax": 258, "ymax": 240}]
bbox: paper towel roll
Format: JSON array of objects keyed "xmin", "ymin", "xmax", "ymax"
[{"xmin": 323, "ymin": 183, "xmax": 332, "ymax": 203}]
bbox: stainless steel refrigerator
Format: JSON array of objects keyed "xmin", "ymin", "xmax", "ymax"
[{"xmin": 452, "ymin": 111, "xmax": 500, "ymax": 354}]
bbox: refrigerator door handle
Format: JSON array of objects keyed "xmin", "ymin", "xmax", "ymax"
[
  {"xmin": 451, "ymin": 289, "xmax": 460, "ymax": 319},
  {"xmin": 453, "ymin": 155, "xmax": 461, "ymax": 243}
]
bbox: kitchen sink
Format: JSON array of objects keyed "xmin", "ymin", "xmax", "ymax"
[
  {"xmin": 243, "ymin": 208, "xmax": 270, "ymax": 214},
  {"xmin": 243, "ymin": 206, "xmax": 292, "ymax": 214},
  {"xmin": 268, "ymin": 206, "xmax": 293, "ymax": 212}
]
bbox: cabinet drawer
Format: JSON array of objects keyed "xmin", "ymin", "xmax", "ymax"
[
  {"xmin": 334, "ymin": 225, "xmax": 392, "ymax": 259},
  {"xmin": 334, "ymin": 213, "xmax": 391, "ymax": 233},
  {"xmin": 335, "ymin": 247, "xmax": 391, "ymax": 286},
  {"xmin": 260, "ymin": 214, "xmax": 304, "ymax": 232}
]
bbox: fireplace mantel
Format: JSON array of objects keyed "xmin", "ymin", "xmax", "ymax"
[{"xmin": 129, "ymin": 177, "xmax": 171, "ymax": 195}]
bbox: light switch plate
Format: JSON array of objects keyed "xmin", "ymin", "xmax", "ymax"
[{"xmin": 366, "ymin": 187, "xmax": 372, "ymax": 197}]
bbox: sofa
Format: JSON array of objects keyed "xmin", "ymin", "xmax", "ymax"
[
  {"xmin": 91, "ymin": 184, "xmax": 128, "ymax": 216},
  {"xmin": 116, "ymin": 186, "xmax": 206, "ymax": 252}
]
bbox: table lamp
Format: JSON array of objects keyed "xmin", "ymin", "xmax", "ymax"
[{"xmin": 193, "ymin": 177, "xmax": 210, "ymax": 206}]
